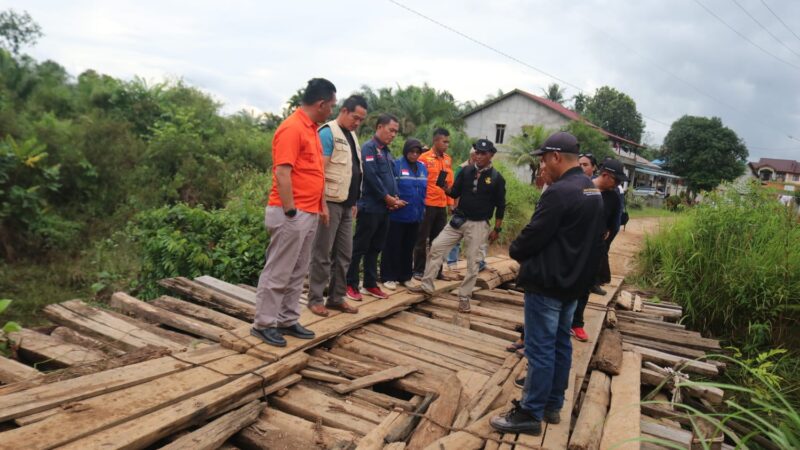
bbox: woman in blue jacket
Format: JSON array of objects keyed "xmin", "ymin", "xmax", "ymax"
[{"xmin": 381, "ymin": 138, "xmax": 428, "ymax": 290}]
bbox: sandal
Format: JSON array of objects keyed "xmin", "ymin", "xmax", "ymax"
[{"xmin": 506, "ymin": 341, "xmax": 524, "ymax": 352}]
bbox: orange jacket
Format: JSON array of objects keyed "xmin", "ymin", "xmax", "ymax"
[{"xmin": 419, "ymin": 150, "xmax": 454, "ymax": 207}]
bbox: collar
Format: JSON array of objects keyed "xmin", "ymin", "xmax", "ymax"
[
  {"xmin": 295, "ymin": 108, "xmax": 317, "ymax": 129},
  {"xmin": 474, "ymin": 162, "xmax": 493, "ymax": 174},
  {"xmin": 556, "ymin": 166, "xmax": 584, "ymax": 182},
  {"xmin": 372, "ymin": 135, "xmax": 387, "ymax": 150}
]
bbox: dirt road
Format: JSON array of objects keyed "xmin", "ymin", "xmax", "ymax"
[{"xmin": 608, "ymin": 216, "xmax": 665, "ymax": 277}]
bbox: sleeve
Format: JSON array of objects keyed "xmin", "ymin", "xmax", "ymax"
[
  {"xmin": 362, "ymin": 145, "xmax": 389, "ymax": 199},
  {"xmin": 318, "ymin": 126, "xmax": 334, "ymax": 157},
  {"xmin": 508, "ymin": 189, "xmax": 564, "ymax": 262},
  {"xmin": 494, "ymin": 175, "xmax": 506, "ymax": 220},
  {"xmin": 446, "ymin": 164, "xmax": 455, "ymax": 206},
  {"xmin": 272, "ymin": 123, "xmax": 302, "ymax": 167},
  {"xmin": 448, "ymin": 167, "xmax": 464, "ymax": 199}
]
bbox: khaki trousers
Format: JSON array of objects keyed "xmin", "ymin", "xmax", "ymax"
[
  {"xmin": 421, "ymin": 220, "xmax": 490, "ymax": 298},
  {"xmin": 254, "ymin": 206, "xmax": 318, "ymax": 328}
]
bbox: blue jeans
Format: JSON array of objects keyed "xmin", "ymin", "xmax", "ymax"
[
  {"xmin": 521, "ymin": 292, "xmax": 577, "ymax": 420},
  {"xmin": 447, "ymin": 244, "xmax": 460, "ymax": 266}
]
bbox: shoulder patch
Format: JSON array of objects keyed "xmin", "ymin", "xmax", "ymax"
[{"xmin": 583, "ymin": 188, "xmax": 601, "ymax": 196}]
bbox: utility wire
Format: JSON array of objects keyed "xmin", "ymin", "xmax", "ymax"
[
  {"xmin": 759, "ymin": 0, "xmax": 800, "ymax": 45},
  {"xmin": 387, "ymin": 0, "xmax": 672, "ymax": 129},
  {"xmin": 731, "ymin": 0, "xmax": 800, "ymax": 59},
  {"xmin": 693, "ymin": 0, "xmax": 800, "ymax": 71}
]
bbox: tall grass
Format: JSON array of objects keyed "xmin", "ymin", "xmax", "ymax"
[
  {"xmin": 493, "ymin": 162, "xmax": 541, "ymax": 245},
  {"xmin": 636, "ymin": 182, "xmax": 800, "ymax": 350}
]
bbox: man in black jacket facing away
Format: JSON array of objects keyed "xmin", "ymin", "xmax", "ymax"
[{"xmin": 490, "ymin": 132, "xmax": 604, "ymax": 436}]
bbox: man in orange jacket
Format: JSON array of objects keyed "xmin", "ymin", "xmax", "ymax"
[{"xmin": 412, "ymin": 128, "xmax": 455, "ymax": 280}]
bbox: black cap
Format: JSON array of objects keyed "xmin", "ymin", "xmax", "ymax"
[
  {"xmin": 532, "ymin": 131, "xmax": 580, "ymax": 156},
  {"xmin": 473, "ymin": 138, "xmax": 497, "ymax": 153},
  {"xmin": 403, "ymin": 138, "xmax": 424, "ymax": 156},
  {"xmin": 599, "ymin": 158, "xmax": 629, "ymax": 182}
]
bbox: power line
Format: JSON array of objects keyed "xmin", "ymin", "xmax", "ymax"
[
  {"xmin": 731, "ymin": 0, "xmax": 800, "ymax": 59},
  {"xmin": 693, "ymin": 0, "xmax": 800, "ymax": 71},
  {"xmin": 759, "ymin": 0, "xmax": 800, "ymax": 45},
  {"xmin": 386, "ymin": 0, "xmax": 672, "ymax": 128}
]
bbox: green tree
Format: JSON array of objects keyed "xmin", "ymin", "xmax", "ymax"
[
  {"xmin": 583, "ymin": 86, "xmax": 645, "ymax": 145},
  {"xmin": 562, "ymin": 121, "xmax": 614, "ymax": 161},
  {"xmin": 541, "ymin": 83, "xmax": 566, "ymax": 105},
  {"xmin": 0, "ymin": 10, "xmax": 42, "ymax": 55},
  {"xmin": 508, "ymin": 125, "xmax": 552, "ymax": 184},
  {"xmin": 572, "ymin": 92, "xmax": 590, "ymax": 115},
  {"xmin": 662, "ymin": 115, "xmax": 748, "ymax": 193}
]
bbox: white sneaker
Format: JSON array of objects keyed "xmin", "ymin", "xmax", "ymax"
[
  {"xmin": 383, "ymin": 281, "xmax": 397, "ymax": 291},
  {"xmin": 402, "ymin": 279, "xmax": 420, "ymax": 288}
]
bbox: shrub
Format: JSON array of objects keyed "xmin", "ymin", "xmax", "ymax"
[
  {"xmin": 128, "ymin": 170, "xmax": 271, "ymax": 297},
  {"xmin": 664, "ymin": 195, "xmax": 681, "ymax": 211},
  {"xmin": 494, "ymin": 162, "xmax": 541, "ymax": 244},
  {"xmin": 636, "ymin": 181, "xmax": 799, "ymax": 350}
]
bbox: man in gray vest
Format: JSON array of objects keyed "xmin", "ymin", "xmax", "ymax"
[{"xmin": 306, "ymin": 95, "xmax": 368, "ymax": 317}]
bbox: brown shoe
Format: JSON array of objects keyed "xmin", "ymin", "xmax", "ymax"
[
  {"xmin": 308, "ymin": 304, "xmax": 330, "ymax": 317},
  {"xmin": 327, "ymin": 301, "xmax": 359, "ymax": 314}
]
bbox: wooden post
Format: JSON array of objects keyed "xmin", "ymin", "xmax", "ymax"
[
  {"xmin": 599, "ymin": 351, "xmax": 641, "ymax": 450},
  {"xmin": 568, "ymin": 370, "xmax": 611, "ymax": 450},
  {"xmin": 591, "ymin": 329, "xmax": 623, "ymax": 376}
]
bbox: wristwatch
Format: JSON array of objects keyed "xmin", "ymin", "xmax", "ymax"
[
  {"xmin": 494, "ymin": 227, "xmax": 502, "ymax": 233},
  {"xmin": 284, "ymin": 208, "xmax": 297, "ymax": 218}
]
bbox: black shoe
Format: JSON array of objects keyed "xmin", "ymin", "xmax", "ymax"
[
  {"xmin": 279, "ymin": 323, "xmax": 315, "ymax": 340},
  {"xmin": 489, "ymin": 400, "xmax": 541, "ymax": 435},
  {"xmin": 590, "ymin": 285, "xmax": 607, "ymax": 296},
  {"xmin": 250, "ymin": 327, "xmax": 287, "ymax": 347},
  {"xmin": 514, "ymin": 376, "xmax": 525, "ymax": 389},
  {"xmin": 544, "ymin": 409, "xmax": 561, "ymax": 424}
]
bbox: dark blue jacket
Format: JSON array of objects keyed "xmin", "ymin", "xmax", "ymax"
[
  {"xmin": 357, "ymin": 137, "xmax": 398, "ymax": 214},
  {"xmin": 390, "ymin": 157, "xmax": 428, "ymax": 223}
]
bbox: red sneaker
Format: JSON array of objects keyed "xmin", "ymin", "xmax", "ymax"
[
  {"xmin": 570, "ymin": 327, "xmax": 588, "ymax": 342},
  {"xmin": 361, "ymin": 286, "xmax": 389, "ymax": 299},
  {"xmin": 346, "ymin": 286, "xmax": 363, "ymax": 301}
]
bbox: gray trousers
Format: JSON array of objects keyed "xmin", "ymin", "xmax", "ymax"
[
  {"xmin": 307, "ymin": 202, "xmax": 353, "ymax": 307},
  {"xmin": 254, "ymin": 206, "xmax": 318, "ymax": 328},
  {"xmin": 421, "ymin": 220, "xmax": 490, "ymax": 299}
]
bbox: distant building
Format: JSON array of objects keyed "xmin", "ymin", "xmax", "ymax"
[
  {"xmin": 463, "ymin": 88, "xmax": 683, "ymax": 195},
  {"xmin": 749, "ymin": 158, "xmax": 800, "ymax": 194}
]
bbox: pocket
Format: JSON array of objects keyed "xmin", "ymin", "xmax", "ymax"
[
  {"xmin": 330, "ymin": 146, "xmax": 350, "ymax": 165},
  {"xmin": 324, "ymin": 178, "xmax": 341, "ymax": 197}
]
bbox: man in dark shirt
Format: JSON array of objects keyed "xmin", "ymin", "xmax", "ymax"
[
  {"xmin": 490, "ymin": 132, "xmax": 604, "ymax": 436},
  {"xmin": 410, "ymin": 139, "xmax": 505, "ymax": 313},
  {"xmin": 307, "ymin": 95, "xmax": 368, "ymax": 317}
]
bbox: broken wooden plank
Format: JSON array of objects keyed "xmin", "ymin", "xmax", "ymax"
[
  {"xmin": 384, "ymin": 395, "xmax": 432, "ymax": 443},
  {"xmin": 568, "ymin": 370, "xmax": 611, "ymax": 450},
  {"xmin": 469, "ymin": 322, "xmax": 520, "ymax": 342},
  {"xmin": 234, "ymin": 407, "xmax": 358, "ymax": 449},
  {"xmin": 640, "ymin": 367, "xmax": 724, "ymax": 404},
  {"xmin": 617, "ymin": 321, "xmax": 721, "ymax": 351},
  {"xmin": 428, "ymin": 297, "xmax": 523, "ymax": 328},
  {"xmin": 472, "ymin": 290, "xmax": 525, "ymax": 307},
  {"xmin": 299, "ymin": 369, "xmax": 351, "ymax": 384},
  {"xmin": 9, "ymin": 328, "xmax": 105, "ymax": 368},
  {"xmin": 407, "ymin": 373, "xmax": 462, "ymax": 450},
  {"xmin": 333, "ymin": 365, "xmax": 418, "ymax": 394},
  {"xmin": 385, "ymin": 312, "xmax": 510, "ymax": 358},
  {"xmin": 0, "ymin": 355, "xmax": 40, "ymax": 384},
  {"xmin": 158, "ymin": 277, "xmax": 256, "ymax": 320},
  {"xmin": 151, "ymin": 295, "xmax": 248, "ymax": 330},
  {"xmin": 159, "ymin": 400, "xmax": 264, "ymax": 450},
  {"xmin": 110, "ymin": 292, "xmax": 227, "ymax": 341},
  {"xmin": 350, "ymin": 389, "xmax": 417, "ymax": 412},
  {"xmin": 356, "ymin": 410, "xmax": 405, "ymax": 450},
  {"xmin": 423, "ymin": 406, "xmax": 505, "ymax": 450},
  {"xmin": 591, "ymin": 328, "xmax": 623, "ymax": 376},
  {"xmin": 194, "ymin": 275, "xmax": 257, "ymax": 304},
  {"xmin": 50, "ymin": 326, "xmax": 125, "ymax": 356},
  {"xmin": 624, "ymin": 343, "xmax": 718, "ymax": 377},
  {"xmin": 599, "ymin": 351, "xmax": 642, "ymax": 450},
  {"xmin": 58, "ymin": 353, "xmax": 307, "ymax": 450}
]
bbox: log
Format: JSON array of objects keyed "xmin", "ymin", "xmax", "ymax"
[
  {"xmin": 385, "ymin": 394, "xmax": 434, "ymax": 443},
  {"xmin": 451, "ymin": 354, "xmax": 519, "ymax": 429},
  {"xmin": 605, "ymin": 309, "xmax": 618, "ymax": 328},
  {"xmin": 616, "ymin": 291, "xmax": 635, "ymax": 310},
  {"xmin": 58, "ymin": 353, "xmax": 308, "ymax": 450},
  {"xmin": 234, "ymin": 408, "xmax": 358, "ymax": 449},
  {"xmin": 194, "ymin": 275, "xmax": 257, "ymax": 304},
  {"xmin": 110, "ymin": 292, "xmax": 227, "ymax": 341},
  {"xmin": 599, "ymin": 351, "xmax": 642, "ymax": 450},
  {"xmin": 9, "ymin": 328, "xmax": 105, "ymax": 368},
  {"xmin": 333, "ymin": 365, "xmax": 418, "ymax": 394},
  {"xmin": 591, "ymin": 329, "xmax": 623, "ymax": 376},
  {"xmin": 568, "ymin": 370, "xmax": 611, "ymax": 450},
  {"xmin": 51, "ymin": 326, "xmax": 125, "ymax": 356},
  {"xmin": 407, "ymin": 374, "xmax": 462, "ymax": 450},
  {"xmin": 151, "ymin": 295, "xmax": 248, "ymax": 330},
  {"xmin": 0, "ymin": 355, "xmax": 40, "ymax": 384},
  {"xmin": 159, "ymin": 400, "xmax": 265, "ymax": 450}
]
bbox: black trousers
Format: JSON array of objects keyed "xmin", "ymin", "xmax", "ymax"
[
  {"xmin": 380, "ymin": 221, "xmax": 420, "ymax": 283},
  {"xmin": 412, "ymin": 206, "xmax": 447, "ymax": 274},
  {"xmin": 573, "ymin": 292, "xmax": 590, "ymax": 328},
  {"xmin": 574, "ymin": 240, "xmax": 613, "ymax": 327},
  {"xmin": 346, "ymin": 211, "xmax": 389, "ymax": 289}
]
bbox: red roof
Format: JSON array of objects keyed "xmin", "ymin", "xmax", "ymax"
[
  {"xmin": 464, "ymin": 89, "xmax": 644, "ymax": 148},
  {"xmin": 750, "ymin": 158, "xmax": 800, "ymax": 174}
]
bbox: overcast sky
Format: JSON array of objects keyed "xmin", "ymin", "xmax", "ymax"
[{"xmin": 8, "ymin": 0, "xmax": 800, "ymax": 160}]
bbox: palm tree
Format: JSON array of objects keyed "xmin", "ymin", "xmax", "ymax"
[
  {"xmin": 541, "ymin": 83, "xmax": 566, "ymax": 105},
  {"xmin": 509, "ymin": 125, "xmax": 552, "ymax": 184}
]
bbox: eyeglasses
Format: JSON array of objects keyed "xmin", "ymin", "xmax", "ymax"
[{"xmin": 579, "ymin": 153, "xmax": 594, "ymax": 159}]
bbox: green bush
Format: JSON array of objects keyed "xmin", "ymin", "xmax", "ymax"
[
  {"xmin": 664, "ymin": 194, "xmax": 681, "ymax": 211},
  {"xmin": 494, "ymin": 162, "xmax": 541, "ymax": 244},
  {"xmin": 128, "ymin": 170, "xmax": 271, "ymax": 297},
  {"xmin": 636, "ymin": 181, "xmax": 800, "ymax": 350}
]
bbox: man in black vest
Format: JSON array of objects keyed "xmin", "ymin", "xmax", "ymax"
[{"xmin": 490, "ymin": 132, "xmax": 604, "ymax": 436}]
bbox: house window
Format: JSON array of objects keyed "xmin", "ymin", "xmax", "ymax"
[{"xmin": 495, "ymin": 124, "xmax": 506, "ymax": 144}]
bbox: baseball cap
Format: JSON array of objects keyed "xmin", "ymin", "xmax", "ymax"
[
  {"xmin": 599, "ymin": 158, "xmax": 629, "ymax": 182},
  {"xmin": 473, "ymin": 138, "xmax": 497, "ymax": 153},
  {"xmin": 532, "ymin": 131, "xmax": 580, "ymax": 156}
]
